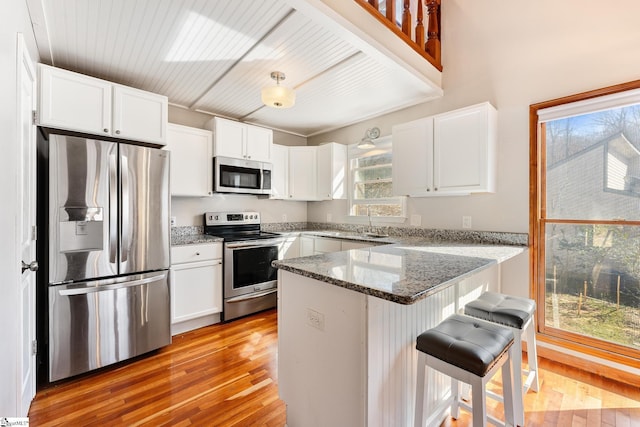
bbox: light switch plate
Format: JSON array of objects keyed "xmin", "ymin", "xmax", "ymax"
[
  {"xmin": 282, "ymin": 214, "xmax": 288, "ymax": 222},
  {"xmin": 462, "ymin": 216, "xmax": 472, "ymax": 229},
  {"xmin": 326, "ymin": 213, "xmax": 332, "ymax": 222},
  {"xmin": 170, "ymin": 216, "xmax": 176, "ymax": 227}
]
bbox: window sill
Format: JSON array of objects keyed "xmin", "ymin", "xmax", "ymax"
[{"xmin": 347, "ymin": 215, "xmax": 407, "ymax": 224}]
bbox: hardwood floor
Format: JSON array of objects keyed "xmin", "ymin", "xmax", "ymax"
[
  {"xmin": 29, "ymin": 308, "xmax": 640, "ymax": 426},
  {"xmin": 29, "ymin": 309, "xmax": 285, "ymax": 426}
]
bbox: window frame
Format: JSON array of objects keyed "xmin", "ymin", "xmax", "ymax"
[
  {"xmin": 530, "ymin": 80, "xmax": 640, "ymax": 369},
  {"xmin": 347, "ymin": 136, "xmax": 406, "ymax": 223}
]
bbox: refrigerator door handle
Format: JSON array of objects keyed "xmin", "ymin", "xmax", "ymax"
[
  {"xmin": 121, "ymin": 152, "xmax": 130, "ymax": 264},
  {"xmin": 56, "ymin": 274, "xmax": 164, "ymax": 296},
  {"xmin": 109, "ymin": 149, "xmax": 118, "ymax": 264}
]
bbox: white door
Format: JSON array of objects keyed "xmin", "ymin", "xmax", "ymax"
[{"xmin": 17, "ymin": 34, "xmax": 37, "ymax": 415}]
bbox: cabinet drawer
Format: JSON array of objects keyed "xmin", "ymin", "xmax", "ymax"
[
  {"xmin": 171, "ymin": 243, "xmax": 222, "ymax": 264},
  {"xmin": 314, "ymin": 237, "xmax": 342, "ymax": 253}
]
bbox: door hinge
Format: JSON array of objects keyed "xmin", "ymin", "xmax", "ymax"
[
  {"xmin": 32, "ymin": 339, "xmax": 37, "ymax": 355},
  {"xmin": 32, "ymin": 110, "xmax": 38, "ymax": 125}
]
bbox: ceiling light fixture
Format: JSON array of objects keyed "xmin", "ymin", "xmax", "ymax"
[
  {"xmin": 261, "ymin": 71, "xmax": 295, "ymax": 109},
  {"xmin": 357, "ymin": 127, "xmax": 380, "ymax": 149}
]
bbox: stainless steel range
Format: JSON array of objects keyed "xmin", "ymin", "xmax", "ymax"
[{"xmin": 204, "ymin": 212, "xmax": 284, "ymax": 321}]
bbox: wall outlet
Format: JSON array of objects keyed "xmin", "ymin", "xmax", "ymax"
[
  {"xmin": 282, "ymin": 214, "xmax": 287, "ymax": 222},
  {"xmin": 462, "ymin": 216, "xmax": 472, "ymax": 229},
  {"xmin": 410, "ymin": 214, "xmax": 421, "ymax": 227},
  {"xmin": 170, "ymin": 216, "xmax": 177, "ymax": 227},
  {"xmin": 306, "ymin": 308, "xmax": 325, "ymax": 331},
  {"xmin": 326, "ymin": 213, "xmax": 332, "ymax": 222}
]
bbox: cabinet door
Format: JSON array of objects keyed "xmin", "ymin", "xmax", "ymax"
[
  {"xmin": 282, "ymin": 236, "xmax": 300, "ymax": 259},
  {"xmin": 213, "ymin": 117, "xmax": 246, "ymax": 159},
  {"xmin": 300, "ymin": 236, "xmax": 315, "ymax": 256},
  {"xmin": 170, "ymin": 261, "xmax": 222, "ymax": 323},
  {"xmin": 317, "ymin": 143, "xmax": 347, "ymax": 200},
  {"xmin": 288, "ymin": 147, "xmax": 317, "ymax": 200},
  {"xmin": 433, "ymin": 103, "xmax": 496, "ymax": 193},
  {"xmin": 38, "ymin": 64, "xmax": 112, "ymax": 136},
  {"xmin": 270, "ymin": 144, "xmax": 289, "ymax": 199},
  {"xmin": 392, "ymin": 117, "xmax": 433, "ymax": 196},
  {"xmin": 113, "ymin": 85, "xmax": 168, "ymax": 145},
  {"xmin": 165, "ymin": 124, "xmax": 213, "ymax": 196},
  {"xmin": 246, "ymin": 124, "xmax": 272, "ymax": 162}
]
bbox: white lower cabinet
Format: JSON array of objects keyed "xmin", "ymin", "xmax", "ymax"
[{"xmin": 170, "ymin": 243, "xmax": 222, "ymax": 335}]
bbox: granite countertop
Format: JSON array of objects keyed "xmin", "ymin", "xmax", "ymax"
[
  {"xmin": 272, "ymin": 242, "xmax": 526, "ymax": 305},
  {"xmin": 171, "ymin": 234, "xmax": 223, "ymax": 246}
]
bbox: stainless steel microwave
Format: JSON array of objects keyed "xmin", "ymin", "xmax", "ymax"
[{"xmin": 213, "ymin": 156, "xmax": 272, "ymax": 195}]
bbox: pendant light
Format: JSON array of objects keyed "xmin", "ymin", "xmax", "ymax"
[
  {"xmin": 261, "ymin": 71, "xmax": 295, "ymax": 109},
  {"xmin": 357, "ymin": 127, "xmax": 380, "ymax": 149}
]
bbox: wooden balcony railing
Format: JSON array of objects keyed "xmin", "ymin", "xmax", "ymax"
[{"xmin": 354, "ymin": 0, "xmax": 442, "ymax": 71}]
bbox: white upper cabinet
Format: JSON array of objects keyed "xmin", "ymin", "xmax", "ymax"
[
  {"xmin": 112, "ymin": 85, "xmax": 168, "ymax": 144},
  {"xmin": 208, "ymin": 117, "xmax": 272, "ymax": 162},
  {"xmin": 271, "ymin": 143, "xmax": 289, "ymax": 200},
  {"xmin": 165, "ymin": 124, "xmax": 213, "ymax": 197},
  {"xmin": 38, "ymin": 64, "xmax": 168, "ymax": 145},
  {"xmin": 38, "ymin": 64, "xmax": 112, "ymax": 137},
  {"xmin": 393, "ymin": 102, "xmax": 497, "ymax": 197},
  {"xmin": 246, "ymin": 124, "xmax": 273, "ymax": 162},
  {"xmin": 433, "ymin": 103, "xmax": 497, "ymax": 194},
  {"xmin": 392, "ymin": 117, "xmax": 434, "ymax": 196},
  {"xmin": 316, "ymin": 142, "xmax": 347, "ymax": 200},
  {"xmin": 288, "ymin": 146, "xmax": 317, "ymax": 200}
]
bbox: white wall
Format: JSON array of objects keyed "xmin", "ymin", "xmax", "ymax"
[
  {"xmin": 171, "ymin": 195, "xmax": 307, "ymax": 226},
  {"xmin": 308, "ymin": 0, "xmax": 640, "ymax": 234},
  {"xmin": 1, "ymin": 0, "xmax": 40, "ymax": 416}
]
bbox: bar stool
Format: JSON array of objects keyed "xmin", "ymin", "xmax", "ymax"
[
  {"xmin": 414, "ymin": 314, "xmax": 518, "ymax": 427},
  {"xmin": 464, "ymin": 292, "xmax": 539, "ymax": 427}
]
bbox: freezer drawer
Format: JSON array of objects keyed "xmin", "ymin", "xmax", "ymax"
[{"xmin": 48, "ymin": 271, "xmax": 171, "ymax": 382}]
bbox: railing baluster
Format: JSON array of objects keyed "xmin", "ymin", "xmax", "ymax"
[
  {"xmin": 353, "ymin": 0, "xmax": 442, "ymax": 70},
  {"xmin": 401, "ymin": 0, "xmax": 411, "ymax": 37},
  {"xmin": 386, "ymin": 0, "xmax": 395, "ymax": 23},
  {"xmin": 425, "ymin": 0, "xmax": 441, "ymax": 66},
  {"xmin": 415, "ymin": 0, "xmax": 425, "ymax": 49}
]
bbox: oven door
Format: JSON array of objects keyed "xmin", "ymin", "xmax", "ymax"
[{"xmin": 224, "ymin": 238, "xmax": 283, "ymax": 299}]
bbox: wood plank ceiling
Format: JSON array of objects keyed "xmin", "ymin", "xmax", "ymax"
[{"xmin": 27, "ymin": 0, "xmax": 442, "ymax": 136}]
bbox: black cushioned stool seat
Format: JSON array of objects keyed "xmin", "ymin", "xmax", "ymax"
[
  {"xmin": 414, "ymin": 314, "xmax": 517, "ymax": 427},
  {"xmin": 464, "ymin": 292, "xmax": 539, "ymax": 427},
  {"xmin": 464, "ymin": 292, "xmax": 535, "ymax": 329},
  {"xmin": 416, "ymin": 314, "xmax": 514, "ymax": 377}
]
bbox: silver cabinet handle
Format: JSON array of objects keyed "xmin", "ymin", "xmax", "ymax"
[
  {"xmin": 195, "ymin": 252, "xmax": 200, "ymax": 256},
  {"xmin": 22, "ymin": 260, "xmax": 38, "ymax": 273},
  {"xmin": 103, "ymin": 128, "xmax": 109, "ymax": 133},
  {"xmin": 115, "ymin": 130, "xmax": 121, "ymax": 134}
]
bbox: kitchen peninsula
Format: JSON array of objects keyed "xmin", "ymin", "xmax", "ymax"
[{"xmin": 273, "ymin": 239, "xmax": 526, "ymax": 426}]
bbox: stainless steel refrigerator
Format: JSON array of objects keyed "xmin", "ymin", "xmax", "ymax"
[{"xmin": 39, "ymin": 132, "xmax": 171, "ymax": 382}]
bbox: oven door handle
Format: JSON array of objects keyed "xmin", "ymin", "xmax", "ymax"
[
  {"xmin": 225, "ymin": 239, "xmax": 284, "ymax": 249},
  {"xmin": 226, "ymin": 288, "xmax": 277, "ymax": 303}
]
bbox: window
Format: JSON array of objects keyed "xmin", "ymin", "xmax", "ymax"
[
  {"xmin": 348, "ymin": 136, "xmax": 405, "ymax": 219},
  {"xmin": 531, "ymin": 84, "xmax": 640, "ymax": 365}
]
